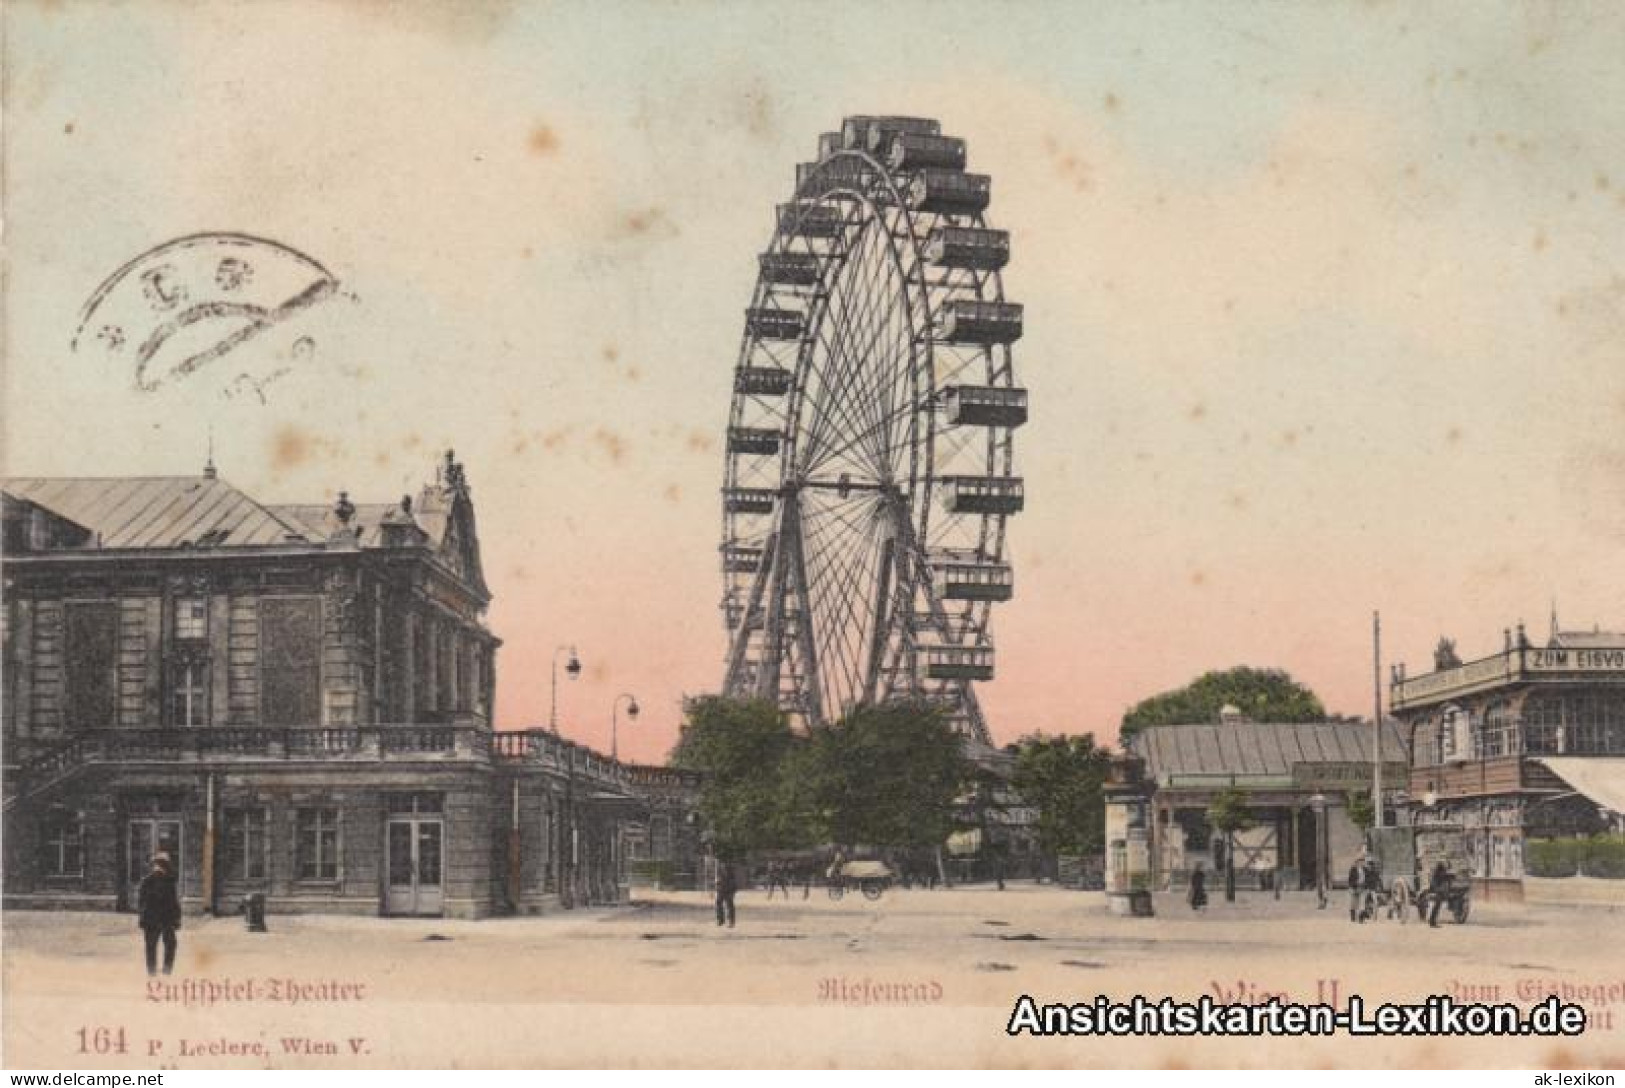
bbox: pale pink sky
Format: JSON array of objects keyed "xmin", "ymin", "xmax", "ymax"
[{"xmin": 4, "ymin": 2, "xmax": 1622, "ymax": 762}]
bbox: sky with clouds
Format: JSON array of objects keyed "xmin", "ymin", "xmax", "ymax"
[{"xmin": 4, "ymin": 0, "xmax": 1623, "ymax": 761}]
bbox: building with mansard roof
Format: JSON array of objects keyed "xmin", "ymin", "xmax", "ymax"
[{"xmin": 2, "ymin": 451, "xmax": 699, "ymax": 918}]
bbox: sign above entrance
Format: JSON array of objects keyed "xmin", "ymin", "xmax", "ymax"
[{"xmin": 1290, "ymin": 761, "xmax": 1407, "ymax": 790}]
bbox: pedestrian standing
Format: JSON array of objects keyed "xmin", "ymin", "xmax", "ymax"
[
  {"xmin": 715, "ymin": 858, "xmax": 738, "ymax": 928},
  {"xmin": 766, "ymin": 861, "xmax": 790, "ymax": 900},
  {"xmin": 1426, "ymin": 861, "xmax": 1451, "ymax": 928},
  {"xmin": 1188, "ymin": 863, "xmax": 1209, "ymax": 913},
  {"xmin": 137, "ymin": 853, "xmax": 182, "ymax": 976},
  {"xmin": 1347, "ymin": 852, "xmax": 1368, "ymax": 923}
]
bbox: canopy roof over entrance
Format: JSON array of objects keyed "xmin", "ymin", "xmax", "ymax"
[{"xmin": 1535, "ymin": 757, "xmax": 1625, "ymax": 816}]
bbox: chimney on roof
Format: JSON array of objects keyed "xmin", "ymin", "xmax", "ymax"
[{"xmin": 203, "ymin": 427, "xmax": 218, "ymax": 480}]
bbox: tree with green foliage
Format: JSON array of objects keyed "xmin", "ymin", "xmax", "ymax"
[
  {"xmin": 1344, "ymin": 789, "xmax": 1375, "ymax": 835},
  {"xmin": 797, "ymin": 701, "xmax": 968, "ymax": 849},
  {"xmin": 1010, "ymin": 733, "xmax": 1112, "ymax": 860},
  {"xmin": 1207, "ymin": 786, "xmax": 1253, "ymax": 903},
  {"xmin": 1120, "ymin": 666, "xmax": 1327, "ymax": 739},
  {"xmin": 669, "ymin": 696, "xmax": 811, "ymax": 858}
]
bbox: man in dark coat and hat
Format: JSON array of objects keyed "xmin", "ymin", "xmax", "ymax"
[
  {"xmin": 137, "ymin": 853, "xmax": 182, "ymax": 976},
  {"xmin": 714, "ymin": 857, "xmax": 738, "ymax": 928}
]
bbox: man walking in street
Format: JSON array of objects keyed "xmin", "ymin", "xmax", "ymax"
[
  {"xmin": 715, "ymin": 858, "xmax": 738, "ymax": 928},
  {"xmin": 137, "ymin": 853, "xmax": 182, "ymax": 976}
]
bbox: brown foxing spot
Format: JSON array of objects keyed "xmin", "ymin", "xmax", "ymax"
[
  {"xmin": 686, "ymin": 430, "xmax": 714, "ymax": 454},
  {"xmin": 541, "ymin": 428, "xmax": 570, "ymax": 452},
  {"xmin": 592, "ymin": 427, "xmax": 628, "ymax": 465},
  {"xmin": 1190, "ymin": 570, "xmax": 1207, "ymax": 587},
  {"xmin": 528, "ymin": 124, "xmax": 560, "ymax": 156},
  {"xmin": 663, "ymin": 484, "xmax": 681, "ymax": 504},
  {"xmin": 625, "ymin": 366, "xmax": 642, "ymax": 382},
  {"xmin": 622, "ymin": 207, "xmax": 676, "ymax": 238},
  {"xmin": 1543, "ymin": 1047, "xmax": 1582, "ymax": 1070},
  {"xmin": 738, "ymin": 87, "xmax": 776, "ymax": 140},
  {"xmin": 63, "ymin": 121, "xmax": 74, "ymax": 135},
  {"xmin": 511, "ymin": 565, "xmax": 528, "ymax": 580},
  {"xmin": 1279, "ymin": 430, "xmax": 1299, "ymax": 449},
  {"xmin": 1188, "ymin": 402, "xmax": 1207, "ymax": 421},
  {"xmin": 1597, "ymin": 173, "xmax": 1613, "ymax": 191},
  {"xmin": 1533, "ymin": 229, "xmax": 1548, "ymax": 252},
  {"xmin": 520, "ymin": 246, "xmax": 534, "ymax": 259},
  {"xmin": 1226, "ymin": 492, "xmax": 1248, "ymax": 511},
  {"xmin": 602, "ymin": 344, "xmax": 620, "ymax": 363},
  {"xmin": 1103, "ymin": 92, "xmax": 1120, "ymax": 112},
  {"xmin": 1445, "ymin": 426, "xmax": 1463, "ymax": 445},
  {"xmin": 271, "ymin": 426, "xmax": 316, "ymax": 470}
]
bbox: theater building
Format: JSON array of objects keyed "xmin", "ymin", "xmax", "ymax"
[
  {"xmin": 1128, "ymin": 711, "xmax": 1406, "ymax": 892},
  {"xmin": 1, "ymin": 452, "xmax": 687, "ymax": 918},
  {"xmin": 1390, "ymin": 623, "xmax": 1625, "ymax": 898}
]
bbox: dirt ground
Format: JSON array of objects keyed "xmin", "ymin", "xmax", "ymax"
[{"xmin": 4, "ymin": 884, "xmax": 1623, "ymax": 1069}]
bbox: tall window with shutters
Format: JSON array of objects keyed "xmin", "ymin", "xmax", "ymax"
[{"xmin": 260, "ymin": 598, "xmax": 321, "ymax": 726}]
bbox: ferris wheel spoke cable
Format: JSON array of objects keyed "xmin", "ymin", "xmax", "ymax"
[
  {"xmin": 802, "ymin": 274, "xmax": 913, "ymax": 481},
  {"xmin": 807, "ymin": 239, "xmax": 898, "ymax": 477},
  {"xmin": 800, "ymin": 499, "xmax": 889, "ymax": 702},
  {"xmin": 801, "ymin": 276, "xmax": 886, "ymax": 475}
]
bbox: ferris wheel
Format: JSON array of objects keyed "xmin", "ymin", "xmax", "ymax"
[{"xmin": 719, "ymin": 115, "xmax": 1027, "ymax": 748}]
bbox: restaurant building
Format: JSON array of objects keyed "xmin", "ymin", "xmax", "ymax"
[
  {"xmin": 1390, "ymin": 622, "xmax": 1625, "ymax": 899},
  {"xmin": 1128, "ymin": 710, "xmax": 1406, "ymax": 891},
  {"xmin": 1, "ymin": 452, "xmax": 695, "ymax": 918}
]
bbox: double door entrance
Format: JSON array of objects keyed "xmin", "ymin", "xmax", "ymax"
[
  {"xmin": 126, "ymin": 816, "xmax": 182, "ymax": 906},
  {"xmin": 385, "ymin": 795, "xmax": 444, "ymax": 916}
]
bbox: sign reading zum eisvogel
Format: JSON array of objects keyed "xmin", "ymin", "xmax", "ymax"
[
  {"xmin": 1526, "ymin": 646, "xmax": 1625, "ymax": 673},
  {"xmin": 1290, "ymin": 761, "xmax": 1408, "ymax": 789}
]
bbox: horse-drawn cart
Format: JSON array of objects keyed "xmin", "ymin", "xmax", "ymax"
[
  {"xmin": 826, "ymin": 859, "xmax": 895, "ymax": 901},
  {"xmin": 1367, "ymin": 824, "xmax": 1473, "ymax": 924}
]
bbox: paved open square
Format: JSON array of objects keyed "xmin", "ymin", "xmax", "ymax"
[{"xmin": 5, "ymin": 886, "xmax": 1622, "ymax": 1068}]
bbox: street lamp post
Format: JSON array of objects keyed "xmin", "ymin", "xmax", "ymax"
[
  {"xmin": 1310, "ymin": 792, "xmax": 1327, "ymax": 910},
  {"xmin": 611, "ymin": 693, "xmax": 640, "ymax": 762},
  {"xmin": 550, "ymin": 645, "xmax": 582, "ymax": 733}
]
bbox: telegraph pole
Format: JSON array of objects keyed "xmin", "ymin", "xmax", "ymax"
[{"xmin": 1372, "ymin": 611, "xmax": 1384, "ymax": 829}]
